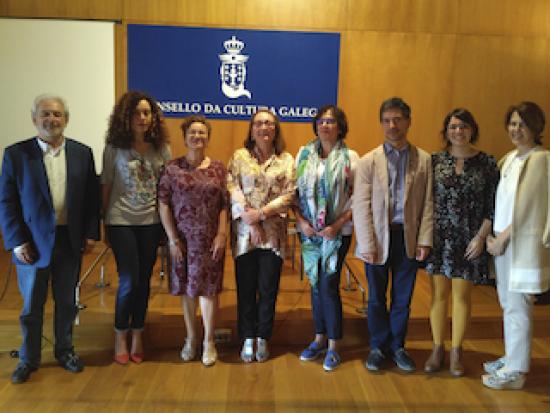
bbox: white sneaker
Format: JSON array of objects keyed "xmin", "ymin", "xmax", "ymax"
[
  {"xmin": 256, "ymin": 338, "xmax": 269, "ymax": 362},
  {"xmin": 482, "ymin": 371, "xmax": 526, "ymax": 390},
  {"xmin": 483, "ymin": 357, "xmax": 505, "ymax": 374},
  {"xmin": 241, "ymin": 338, "xmax": 254, "ymax": 363},
  {"xmin": 180, "ymin": 338, "xmax": 196, "ymax": 362}
]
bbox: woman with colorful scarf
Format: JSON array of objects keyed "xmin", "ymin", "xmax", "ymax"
[{"xmin": 295, "ymin": 105, "xmax": 359, "ymax": 371}]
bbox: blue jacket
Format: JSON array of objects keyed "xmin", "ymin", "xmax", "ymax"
[{"xmin": 0, "ymin": 137, "xmax": 100, "ymax": 267}]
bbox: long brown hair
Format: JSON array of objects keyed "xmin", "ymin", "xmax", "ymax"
[{"xmin": 106, "ymin": 91, "xmax": 169, "ymax": 150}]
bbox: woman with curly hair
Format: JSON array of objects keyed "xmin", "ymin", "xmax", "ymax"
[{"xmin": 101, "ymin": 91, "xmax": 171, "ymax": 364}]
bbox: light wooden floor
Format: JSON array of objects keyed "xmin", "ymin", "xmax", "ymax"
[{"xmin": 1, "ymin": 243, "xmax": 549, "ymax": 412}]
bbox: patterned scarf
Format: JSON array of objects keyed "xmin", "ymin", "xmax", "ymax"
[{"xmin": 296, "ymin": 139, "xmax": 351, "ymax": 287}]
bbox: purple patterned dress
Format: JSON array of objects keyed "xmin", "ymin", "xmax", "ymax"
[{"xmin": 158, "ymin": 157, "xmax": 228, "ymax": 296}]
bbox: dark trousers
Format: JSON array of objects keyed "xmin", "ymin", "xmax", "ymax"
[
  {"xmin": 365, "ymin": 226, "xmax": 418, "ymax": 353},
  {"xmin": 311, "ymin": 236, "xmax": 351, "ymax": 340},
  {"xmin": 235, "ymin": 249, "xmax": 283, "ymax": 340},
  {"xmin": 16, "ymin": 226, "xmax": 80, "ymax": 367},
  {"xmin": 107, "ymin": 224, "xmax": 162, "ymax": 331}
]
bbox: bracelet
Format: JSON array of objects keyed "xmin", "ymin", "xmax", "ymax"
[{"xmin": 168, "ymin": 238, "xmax": 179, "ymax": 246}]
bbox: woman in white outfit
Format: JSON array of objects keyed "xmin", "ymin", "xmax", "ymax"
[{"xmin": 483, "ymin": 101, "xmax": 550, "ymax": 390}]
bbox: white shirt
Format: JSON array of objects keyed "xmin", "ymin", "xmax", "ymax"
[
  {"xmin": 14, "ymin": 137, "xmax": 68, "ymax": 253},
  {"xmin": 493, "ymin": 149, "xmax": 533, "ymax": 233},
  {"xmin": 37, "ymin": 137, "xmax": 68, "ymax": 225}
]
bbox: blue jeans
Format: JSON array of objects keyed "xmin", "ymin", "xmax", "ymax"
[
  {"xmin": 365, "ymin": 225, "xmax": 418, "ymax": 353},
  {"xmin": 16, "ymin": 226, "xmax": 81, "ymax": 367},
  {"xmin": 107, "ymin": 224, "xmax": 162, "ymax": 331},
  {"xmin": 310, "ymin": 236, "xmax": 351, "ymax": 340}
]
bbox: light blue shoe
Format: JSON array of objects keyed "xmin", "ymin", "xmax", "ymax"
[
  {"xmin": 323, "ymin": 349, "xmax": 341, "ymax": 372},
  {"xmin": 300, "ymin": 341, "xmax": 327, "ymax": 361}
]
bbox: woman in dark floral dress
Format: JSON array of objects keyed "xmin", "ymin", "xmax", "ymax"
[
  {"xmin": 158, "ymin": 116, "xmax": 228, "ymax": 367},
  {"xmin": 424, "ymin": 108, "xmax": 499, "ymax": 376}
]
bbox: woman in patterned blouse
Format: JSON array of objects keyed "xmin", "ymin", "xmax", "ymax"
[
  {"xmin": 227, "ymin": 110, "xmax": 296, "ymax": 363},
  {"xmin": 425, "ymin": 108, "xmax": 498, "ymax": 376}
]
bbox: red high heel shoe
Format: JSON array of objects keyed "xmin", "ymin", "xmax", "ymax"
[
  {"xmin": 130, "ymin": 353, "xmax": 144, "ymax": 364},
  {"xmin": 114, "ymin": 353, "xmax": 130, "ymax": 365}
]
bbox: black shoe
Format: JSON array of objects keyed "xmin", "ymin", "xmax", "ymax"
[
  {"xmin": 366, "ymin": 348, "xmax": 386, "ymax": 371},
  {"xmin": 393, "ymin": 348, "xmax": 416, "ymax": 372},
  {"xmin": 11, "ymin": 363, "xmax": 37, "ymax": 384},
  {"xmin": 57, "ymin": 352, "xmax": 84, "ymax": 373}
]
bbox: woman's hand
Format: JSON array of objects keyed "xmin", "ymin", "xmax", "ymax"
[
  {"xmin": 486, "ymin": 234, "xmax": 508, "ymax": 256},
  {"xmin": 103, "ymin": 223, "xmax": 110, "ymax": 248},
  {"xmin": 464, "ymin": 236, "xmax": 484, "ymax": 261},
  {"xmin": 318, "ymin": 225, "xmax": 337, "ymax": 240},
  {"xmin": 297, "ymin": 217, "xmax": 316, "ymax": 238},
  {"xmin": 211, "ymin": 233, "xmax": 226, "ymax": 261},
  {"xmin": 169, "ymin": 239, "xmax": 185, "ymax": 263},
  {"xmin": 241, "ymin": 208, "xmax": 261, "ymax": 225},
  {"xmin": 359, "ymin": 250, "xmax": 377, "ymax": 264},
  {"xmin": 249, "ymin": 224, "xmax": 266, "ymax": 246}
]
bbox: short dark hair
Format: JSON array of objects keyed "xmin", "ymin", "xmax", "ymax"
[
  {"xmin": 180, "ymin": 115, "xmax": 211, "ymax": 138},
  {"xmin": 504, "ymin": 101, "xmax": 545, "ymax": 145},
  {"xmin": 379, "ymin": 97, "xmax": 411, "ymax": 121},
  {"xmin": 244, "ymin": 109, "xmax": 286, "ymax": 155},
  {"xmin": 441, "ymin": 108, "xmax": 479, "ymax": 147},
  {"xmin": 312, "ymin": 105, "xmax": 349, "ymax": 140}
]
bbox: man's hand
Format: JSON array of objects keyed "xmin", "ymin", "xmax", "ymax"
[
  {"xmin": 14, "ymin": 243, "xmax": 36, "ymax": 264},
  {"xmin": 416, "ymin": 246, "xmax": 430, "ymax": 261}
]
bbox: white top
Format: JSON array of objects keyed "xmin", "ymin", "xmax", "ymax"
[{"xmin": 493, "ymin": 149, "xmax": 533, "ymax": 232}]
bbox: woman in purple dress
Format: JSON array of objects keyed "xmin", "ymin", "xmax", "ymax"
[{"xmin": 158, "ymin": 116, "xmax": 228, "ymax": 366}]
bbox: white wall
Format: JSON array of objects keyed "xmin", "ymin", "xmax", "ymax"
[{"xmin": 0, "ymin": 18, "xmax": 115, "ymax": 171}]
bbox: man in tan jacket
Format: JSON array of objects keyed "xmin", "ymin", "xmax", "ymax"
[{"xmin": 353, "ymin": 97, "xmax": 433, "ymax": 372}]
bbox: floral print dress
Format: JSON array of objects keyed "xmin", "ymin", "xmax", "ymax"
[
  {"xmin": 158, "ymin": 157, "xmax": 228, "ymax": 296},
  {"xmin": 426, "ymin": 151, "xmax": 499, "ymax": 283}
]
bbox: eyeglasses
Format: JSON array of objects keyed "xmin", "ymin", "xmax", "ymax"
[
  {"xmin": 508, "ymin": 121, "xmax": 528, "ymax": 129},
  {"xmin": 316, "ymin": 118, "xmax": 337, "ymax": 126},
  {"xmin": 252, "ymin": 120, "xmax": 276, "ymax": 128},
  {"xmin": 448, "ymin": 123, "xmax": 471, "ymax": 131}
]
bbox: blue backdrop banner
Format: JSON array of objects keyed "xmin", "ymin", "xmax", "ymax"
[{"xmin": 127, "ymin": 24, "xmax": 340, "ymax": 122}]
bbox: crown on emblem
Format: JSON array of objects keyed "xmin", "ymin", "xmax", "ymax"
[{"xmin": 223, "ymin": 36, "xmax": 245, "ymax": 55}]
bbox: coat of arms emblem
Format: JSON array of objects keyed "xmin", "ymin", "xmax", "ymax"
[{"xmin": 219, "ymin": 36, "xmax": 252, "ymax": 99}]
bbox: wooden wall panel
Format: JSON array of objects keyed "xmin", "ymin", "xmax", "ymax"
[
  {"xmin": 122, "ymin": 0, "xmax": 237, "ymax": 26},
  {"xmin": 0, "ymin": 0, "xmax": 121, "ymax": 20},
  {"xmin": 347, "ymin": 0, "xmax": 459, "ymax": 34},
  {"xmin": 2, "ymin": 0, "xmax": 549, "ymax": 161},
  {"xmin": 450, "ymin": 35, "xmax": 550, "ymax": 158},
  {"xmin": 234, "ymin": 0, "xmax": 347, "ymax": 30},
  {"xmin": 340, "ymin": 31, "xmax": 457, "ymax": 156},
  {"xmin": 458, "ymin": 0, "xmax": 550, "ymax": 37}
]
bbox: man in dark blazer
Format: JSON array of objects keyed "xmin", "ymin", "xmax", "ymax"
[{"xmin": 0, "ymin": 94, "xmax": 100, "ymax": 384}]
